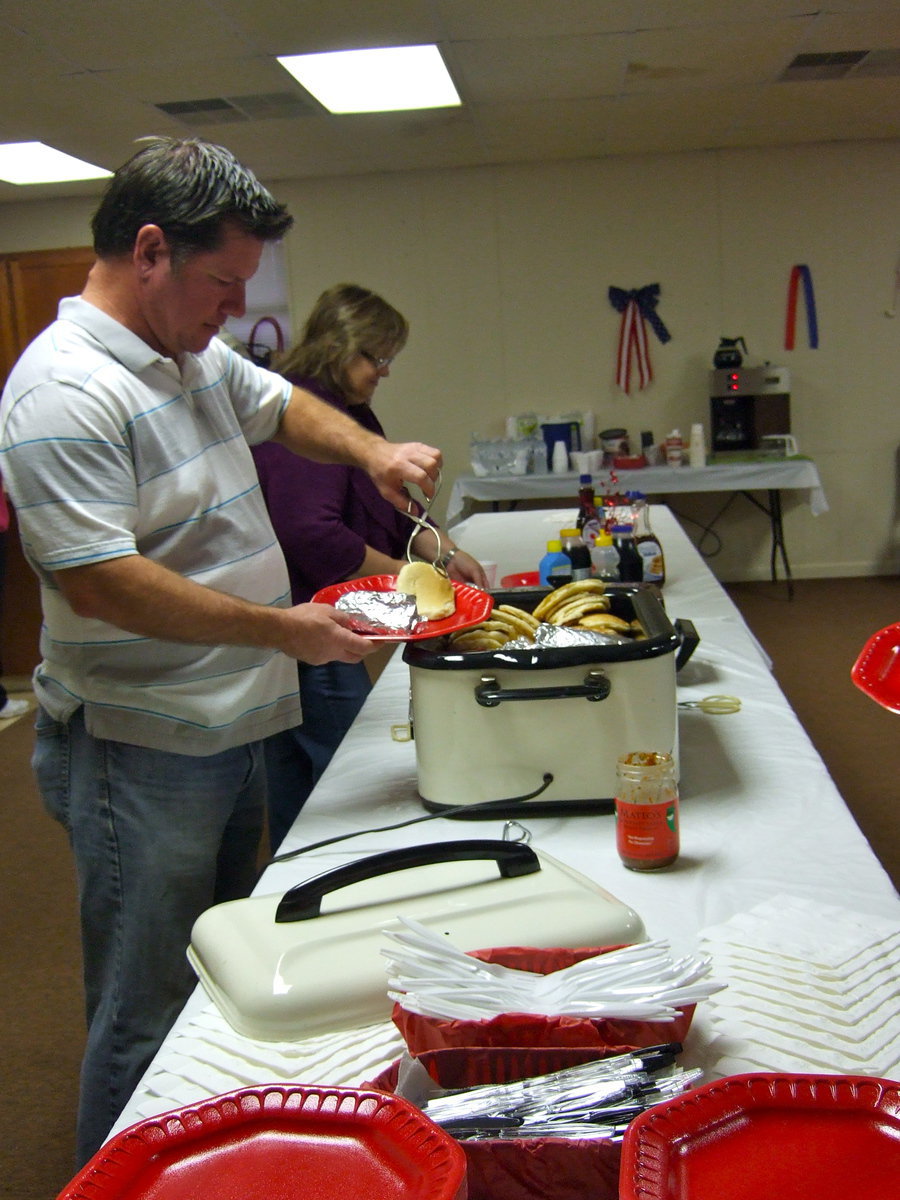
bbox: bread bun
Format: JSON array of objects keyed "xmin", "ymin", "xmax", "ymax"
[{"xmin": 396, "ymin": 561, "xmax": 456, "ymax": 620}]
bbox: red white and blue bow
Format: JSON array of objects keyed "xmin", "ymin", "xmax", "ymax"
[{"xmin": 608, "ymin": 284, "xmax": 671, "ymax": 393}]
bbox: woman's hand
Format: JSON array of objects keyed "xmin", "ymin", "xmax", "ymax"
[{"xmin": 444, "ymin": 547, "xmax": 489, "ymax": 590}]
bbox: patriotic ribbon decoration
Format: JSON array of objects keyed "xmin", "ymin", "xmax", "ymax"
[
  {"xmin": 608, "ymin": 284, "xmax": 671, "ymax": 393},
  {"xmin": 784, "ymin": 264, "xmax": 819, "ymax": 349}
]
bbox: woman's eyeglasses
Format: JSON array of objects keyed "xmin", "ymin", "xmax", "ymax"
[{"xmin": 361, "ymin": 351, "xmax": 394, "ymax": 369}]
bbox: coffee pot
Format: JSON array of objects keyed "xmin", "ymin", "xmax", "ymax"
[{"xmin": 713, "ymin": 336, "xmax": 748, "ymax": 369}]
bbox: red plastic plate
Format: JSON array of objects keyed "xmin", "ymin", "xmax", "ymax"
[
  {"xmin": 851, "ymin": 623, "xmax": 900, "ymax": 713},
  {"xmin": 312, "ymin": 574, "xmax": 493, "ymax": 641},
  {"xmin": 58, "ymin": 1085, "xmax": 467, "ymax": 1200},
  {"xmin": 499, "ymin": 571, "xmax": 540, "ymax": 587},
  {"xmin": 619, "ymin": 1073, "xmax": 900, "ymax": 1200}
]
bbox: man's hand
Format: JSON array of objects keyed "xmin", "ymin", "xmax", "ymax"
[
  {"xmin": 278, "ymin": 603, "xmax": 377, "ymax": 664},
  {"xmin": 359, "ymin": 438, "xmax": 442, "ymax": 511}
]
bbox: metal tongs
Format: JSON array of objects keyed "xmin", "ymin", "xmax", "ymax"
[{"xmin": 404, "ymin": 468, "xmax": 446, "ymax": 571}]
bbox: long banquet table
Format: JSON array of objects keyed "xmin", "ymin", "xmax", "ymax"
[{"xmin": 109, "ymin": 506, "xmax": 898, "ymax": 1141}]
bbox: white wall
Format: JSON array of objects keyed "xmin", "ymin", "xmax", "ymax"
[{"xmin": 3, "ymin": 139, "xmax": 898, "ymax": 579}]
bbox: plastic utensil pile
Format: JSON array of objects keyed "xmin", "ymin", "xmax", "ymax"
[
  {"xmin": 383, "ymin": 918, "xmax": 724, "ymax": 1021},
  {"xmin": 412, "ymin": 1043, "xmax": 703, "ymax": 1140}
]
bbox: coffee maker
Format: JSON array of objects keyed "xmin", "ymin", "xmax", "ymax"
[{"xmin": 710, "ymin": 365, "xmax": 791, "ymax": 453}]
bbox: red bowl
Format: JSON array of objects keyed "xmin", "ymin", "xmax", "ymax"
[
  {"xmin": 366, "ymin": 1046, "xmax": 628, "ymax": 1200},
  {"xmin": 391, "ymin": 946, "xmax": 695, "ymax": 1054}
]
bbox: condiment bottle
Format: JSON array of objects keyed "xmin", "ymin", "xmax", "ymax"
[
  {"xmin": 539, "ymin": 539, "xmax": 572, "ymax": 587},
  {"xmin": 630, "ymin": 494, "xmax": 666, "ymax": 586},
  {"xmin": 576, "ymin": 474, "xmax": 602, "ymax": 547},
  {"xmin": 615, "ymin": 751, "xmax": 680, "ymax": 870},
  {"xmin": 590, "ymin": 530, "xmax": 620, "ymax": 581},
  {"xmin": 560, "ymin": 528, "xmax": 592, "ymax": 580},
  {"xmin": 611, "ymin": 524, "xmax": 643, "ymax": 582},
  {"xmin": 664, "ymin": 429, "xmax": 684, "ymax": 467}
]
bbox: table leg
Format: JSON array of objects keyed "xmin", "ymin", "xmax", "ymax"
[{"xmin": 739, "ymin": 489, "xmax": 794, "ymax": 598}]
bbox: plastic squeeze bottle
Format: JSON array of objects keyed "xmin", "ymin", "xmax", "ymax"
[
  {"xmin": 560, "ymin": 528, "xmax": 592, "ymax": 581},
  {"xmin": 611, "ymin": 524, "xmax": 643, "ymax": 582},
  {"xmin": 591, "ymin": 530, "xmax": 620, "ymax": 581},
  {"xmin": 576, "ymin": 474, "xmax": 602, "ymax": 546},
  {"xmin": 539, "ymin": 540, "xmax": 572, "ymax": 587}
]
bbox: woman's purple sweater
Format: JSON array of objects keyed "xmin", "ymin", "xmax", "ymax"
[{"xmin": 251, "ymin": 375, "xmax": 414, "ymax": 603}]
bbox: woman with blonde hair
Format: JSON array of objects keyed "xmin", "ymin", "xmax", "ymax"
[{"xmin": 253, "ymin": 284, "xmax": 485, "ymax": 850}]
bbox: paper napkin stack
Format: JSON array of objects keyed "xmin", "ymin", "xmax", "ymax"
[{"xmin": 699, "ymin": 895, "xmax": 900, "ymax": 1078}]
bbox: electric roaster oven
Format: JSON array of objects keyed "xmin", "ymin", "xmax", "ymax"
[{"xmin": 402, "ymin": 584, "xmax": 698, "ymax": 816}]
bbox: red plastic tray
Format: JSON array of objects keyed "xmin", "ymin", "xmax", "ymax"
[
  {"xmin": 57, "ymin": 1084, "xmax": 467, "ymax": 1200},
  {"xmin": 312, "ymin": 574, "xmax": 493, "ymax": 641},
  {"xmin": 851, "ymin": 622, "xmax": 900, "ymax": 712},
  {"xmin": 619, "ymin": 1073, "xmax": 900, "ymax": 1200}
]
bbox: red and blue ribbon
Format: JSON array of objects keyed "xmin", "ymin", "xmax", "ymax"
[
  {"xmin": 784, "ymin": 264, "xmax": 819, "ymax": 349},
  {"xmin": 608, "ymin": 284, "xmax": 671, "ymax": 393}
]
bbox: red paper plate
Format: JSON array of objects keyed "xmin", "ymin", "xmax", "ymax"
[
  {"xmin": 312, "ymin": 574, "xmax": 493, "ymax": 641},
  {"xmin": 619, "ymin": 1073, "xmax": 900, "ymax": 1200},
  {"xmin": 57, "ymin": 1084, "xmax": 467, "ymax": 1200},
  {"xmin": 851, "ymin": 622, "xmax": 900, "ymax": 713}
]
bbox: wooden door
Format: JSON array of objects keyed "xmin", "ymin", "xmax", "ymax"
[{"xmin": 1, "ymin": 246, "xmax": 95, "ymax": 676}]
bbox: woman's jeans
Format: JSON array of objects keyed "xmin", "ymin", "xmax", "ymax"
[
  {"xmin": 33, "ymin": 705, "xmax": 266, "ymax": 1167},
  {"xmin": 264, "ymin": 660, "xmax": 371, "ymax": 853}
]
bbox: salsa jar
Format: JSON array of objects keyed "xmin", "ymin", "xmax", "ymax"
[{"xmin": 615, "ymin": 751, "xmax": 679, "ymax": 870}]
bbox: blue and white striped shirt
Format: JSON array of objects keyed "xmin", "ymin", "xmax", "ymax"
[{"xmin": 0, "ymin": 296, "xmax": 302, "ymax": 753}]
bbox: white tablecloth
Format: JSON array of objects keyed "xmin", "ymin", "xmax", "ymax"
[
  {"xmin": 447, "ymin": 459, "xmax": 828, "ymax": 525},
  {"xmin": 110, "ymin": 507, "xmax": 896, "ymax": 1140}
]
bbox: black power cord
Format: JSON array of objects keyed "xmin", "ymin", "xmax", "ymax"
[{"xmin": 268, "ymin": 772, "xmax": 555, "ymax": 866}]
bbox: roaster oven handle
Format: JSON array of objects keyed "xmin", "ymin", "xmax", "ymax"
[
  {"xmin": 274, "ymin": 839, "xmax": 541, "ymax": 923},
  {"xmin": 674, "ymin": 618, "xmax": 700, "ymax": 672},
  {"xmin": 474, "ymin": 670, "xmax": 611, "ymax": 707}
]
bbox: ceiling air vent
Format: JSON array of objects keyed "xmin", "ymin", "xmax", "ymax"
[
  {"xmin": 851, "ymin": 48, "xmax": 900, "ymax": 78},
  {"xmin": 155, "ymin": 92, "xmax": 315, "ymax": 126},
  {"xmin": 779, "ymin": 50, "xmax": 869, "ymax": 82}
]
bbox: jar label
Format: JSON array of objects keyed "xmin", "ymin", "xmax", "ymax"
[{"xmin": 615, "ymin": 797, "xmax": 679, "ymax": 863}]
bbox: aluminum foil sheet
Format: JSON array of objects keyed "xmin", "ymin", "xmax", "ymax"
[
  {"xmin": 336, "ymin": 589, "xmax": 422, "ymax": 635},
  {"xmin": 504, "ymin": 624, "xmax": 631, "ymax": 650}
]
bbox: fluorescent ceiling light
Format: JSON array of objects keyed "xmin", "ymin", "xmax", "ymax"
[
  {"xmin": 0, "ymin": 141, "xmax": 112, "ymax": 185},
  {"xmin": 278, "ymin": 44, "xmax": 461, "ymax": 113}
]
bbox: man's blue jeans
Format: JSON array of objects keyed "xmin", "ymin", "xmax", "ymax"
[{"xmin": 33, "ymin": 705, "xmax": 266, "ymax": 1167}]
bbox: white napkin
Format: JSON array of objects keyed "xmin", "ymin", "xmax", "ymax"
[{"xmin": 698, "ymin": 894, "xmax": 900, "ymax": 1079}]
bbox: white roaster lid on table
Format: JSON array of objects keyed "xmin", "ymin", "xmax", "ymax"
[{"xmin": 188, "ymin": 839, "xmax": 645, "ymax": 1041}]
